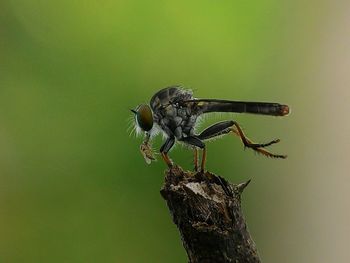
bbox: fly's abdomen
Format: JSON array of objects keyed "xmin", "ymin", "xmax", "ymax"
[{"xmin": 197, "ymin": 99, "xmax": 290, "ymax": 116}]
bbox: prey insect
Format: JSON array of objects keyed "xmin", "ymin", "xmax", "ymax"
[{"xmin": 131, "ymin": 86, "xmax": 290, "ymax": 171}]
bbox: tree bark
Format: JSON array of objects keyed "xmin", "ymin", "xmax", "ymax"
[{"xmin": 160, "ymin": 165, "xmax": 261, "ymax": 263}]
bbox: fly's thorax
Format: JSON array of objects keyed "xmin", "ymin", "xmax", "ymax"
[
  {"xmin": 182, "ymin": 114, "xmax": 198, "ymax": 135},
  {"xmin": 150, "ymin": 86, "xmax": 194, "ymax": 112},
  {"xmin": 149, "ymin": 87, "xmax": 198, "ymax": 139}
]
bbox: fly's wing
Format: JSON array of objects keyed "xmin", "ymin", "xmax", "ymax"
[{"xmin": 184, "ymin": 99, "xmax": 289, "ymax": 117}]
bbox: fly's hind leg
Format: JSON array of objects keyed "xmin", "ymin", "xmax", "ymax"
[
  {"xmin": 230, "ymin": 121, "xmax": 286, "ymax": 158},
  {"xmin": 198, "ymin": 120, "xmax": 286, "ymax": 159}
]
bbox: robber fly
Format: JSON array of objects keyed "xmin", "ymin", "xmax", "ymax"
[{"xmin": 131, "ymin": 86, "xmax": 290, "ymax": 171}]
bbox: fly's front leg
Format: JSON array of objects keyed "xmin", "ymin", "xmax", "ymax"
[{"xmin": 160, "ymin": 136, "xmax": 175, "ymax": 168}]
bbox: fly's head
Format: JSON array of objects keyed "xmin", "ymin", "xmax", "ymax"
[
  {"xmin": 131, "ymin": 104, "xmax": 154, "ymax": 133},
  {"xmin": 131, "ymin": 104, "xmax": 156, "ymax": 164}
]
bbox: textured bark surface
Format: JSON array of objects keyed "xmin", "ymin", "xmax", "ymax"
[{"xmin": 160, "ymin": 166, "xmax": 261, "ymax": 263}]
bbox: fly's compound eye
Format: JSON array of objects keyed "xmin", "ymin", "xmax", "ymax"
[{"xmin": 133, "ymin": 104, "xmax": 154, "ymax": 131}]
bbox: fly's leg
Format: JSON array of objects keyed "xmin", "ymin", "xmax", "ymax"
[
  {"xmin": 160, "ymin": 136, "xmax": 176, "ymax": 167},
  {"xmin": 198, "ymin": 120, "xmax": 286, "ymax": 159},
  {"xmin": 201, "ymin": 147, "xmax": 207, "ymax": 172},
  {"xmin": 161, "ymin": 152, "xmax": 173, "ymax": 167},
  {"xmin": 194, "ymin": 148, "xmax": 199, "ymax": 171},
  {"xmin": 230, "ymin": 122, "xmax": 286, "ymax": 158},
  {"xmin": 180, "ymin": 136, "xmax": 206, "ymax": 172}
]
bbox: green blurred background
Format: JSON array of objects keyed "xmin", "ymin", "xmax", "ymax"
[{"xmin": 1, "ymin": 0, "xmax": 349, "ymax": 262}]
